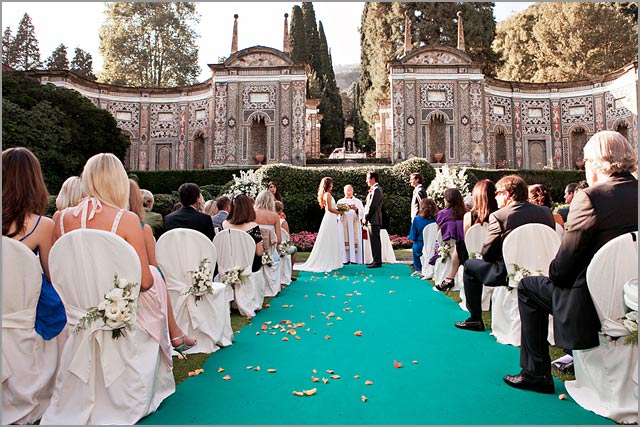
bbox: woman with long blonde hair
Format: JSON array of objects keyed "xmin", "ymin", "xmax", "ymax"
[{"xmin": 297, "ymin": 177, "xmax": 344, "ymax": 273}]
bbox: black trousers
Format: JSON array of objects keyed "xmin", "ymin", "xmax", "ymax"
[
  {"xmin": 463, "ymin": 258, "xmax": 507, "ymax": 321},
  {"xmin": 517, "ymin": 276, "xmax": 555, "ymax": 376},
  {"xmin": 368, "ymin": 224, "xmax": 382, "ymax": 264}
]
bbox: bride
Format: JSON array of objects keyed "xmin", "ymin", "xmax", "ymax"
[{"xmin": 297, "ymin": 177, "xmax": 344, "ymax": 273}]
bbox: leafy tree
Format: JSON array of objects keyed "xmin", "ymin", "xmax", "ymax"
[
  {"xmin": 317, "ymin": 21, "xmax": 343, "ymax": 153},
  {"xmin": 2, "ymin": 71, "xmax": 129, "ymax": 192},
  {"xmin": 289, "ymin": 5, "xmax": 307, "ymax": 64},
  {"xmin": 12, "ymin": 13, "xmax": 43, "ymax": 70},
  {"xmin": 494, "ymin": 3, "xmax": 638, "ymax": 82},
  {"xmin": 301, "ymin": 2, "xmax": 321, "ymax": 75},
  {"xmin": 99, "ymin": 2, "xmax": 201, "ymax": 87},
  {"xmin": 70, "ymin": 48, "xmax": 96, "ymax": 80},
  {"xmin": 46, "ymin": 43, "xmax": 69, "ymax": 70},
  {"xmin": 2, "ymin": 27, "xmax": 18, "ymax": 68}
]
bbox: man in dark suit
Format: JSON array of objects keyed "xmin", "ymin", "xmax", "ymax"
[
  {"xmin": 409, "ymin": 172, "xmax": 428, "ymax": 222},
  {"xmin": 363, "ymin": 171, "xmax": 383, "ymax": 268},
  {"xmin": 455, "ymin": 174, "xmax": 555, "ymax": 332},
  {"xmin": 164, "ymin": 183, "xmax": 215, "ymax": 240},
  {"xmin": 504, "ymin": 131, "xmax": 638, "ymax": 394},
  {"xmin": 556, "ymin": 182, "xmax": 578, "ymax": 224}
]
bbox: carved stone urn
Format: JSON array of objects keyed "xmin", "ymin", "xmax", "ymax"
[
  {"xmin": 255, "ymin": 154, "xmax": 265, "ymax": 164},
  {"xmin": 433, "ymin": 152, "xmax": 444, "ymax": 163}
]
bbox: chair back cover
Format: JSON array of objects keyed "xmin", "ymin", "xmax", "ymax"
[
  {"xmin": 420, "ymin": 223, "xmax": 439, "ymax": 279},
  {"xmin": 432, "ymin": 230, "xmax": 456, "ymax": 288},
  {"xmin": 555, "ymin": 222, "xmax": 565, "ymax": 239},
  {"xmin": 212, "ymin": 228, "xmax": 264, "ymax": 317},
  {"xmin": 41, "ymin": 229, "xmax": 173, "ymax": 424},
  {"xmin": 156, "ymin": 228, "xmax": 232, "ymax": 353},
  {"xmin": 279, "ymin": 229, "xmax": 292, "ymax": 286},
  {"xmin": 260, "ymin": 226, "xmax": 281, "ymax": 297},
  {"xmin": 492, "ymin": 224, "xmax": 560, "ymax": 346},
  {"xmin": 458, "ymin": 224, "xmax": 491, "ymax": 312},
  {"xmin": 2, "ymin": 237, "xmax": 58, "ymax": 425},
  {"xmin": 566, "ymin": 231, "xmax": 638, "ymax": 424}
]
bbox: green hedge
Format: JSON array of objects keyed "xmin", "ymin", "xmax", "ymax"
[{"xmin": 131, "ymin": 167, "xmax": 259, "ymax": 195}]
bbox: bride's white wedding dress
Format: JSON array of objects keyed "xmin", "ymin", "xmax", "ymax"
[{"xmin": 297, "ymin": 195, "xmax": 344, "ymax": 273}]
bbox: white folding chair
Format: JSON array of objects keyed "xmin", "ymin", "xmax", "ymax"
[
  {"xmin": 492, "ymin": 224, "xmax": 560, "ymax": 346},
  {"xmin": 565, "ymin": 232, "xmax": 638, "ymax": 424},
  {"xmin": 420, "ymin": 223, "xmax": 439, "ymax": 280},
  {"xmin": 363, "ymin": 229, "xmax": 397, "ymax": 264},
  {"xmin": 212, "ymin": 229, "xmax": 264, "ymax": 318},
  {"xmin": 279, "ymin": 229, "xmax": 293, "ymax": 286},
  {"xmin": 458, "ymin": 223, "xmax": 492, "ymax": 312},
  {"xmin": 41, "ymin": 229, "xmax": 173, "ymax": 425},
  {"xmin": 2, "ymin": 237, "xmax": 59, "ymax": 425},
  {"xmin": 156, "ymin": 229, "xmax": 232, "ymax": 354},
  {"xmin": 259, "ymin": 226, "xmax": 281, "ymax": 297}
]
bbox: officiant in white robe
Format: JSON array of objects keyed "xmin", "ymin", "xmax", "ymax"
[{"xmin": 337, "ymin": 184, "xmax": 365, "ymax": 264}]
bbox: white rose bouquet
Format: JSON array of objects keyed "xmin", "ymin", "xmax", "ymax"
[
  {"xmin": 221, "ymin": 266, "xmax": 247, "ymax": 289},
  {"xmin": 183, "ymin": 258, "xmax": 214, "ymax": 304},
  {"xmin": 426, "ymin": 164, "xmax": 472, "ymax": 209},
  {"xmin": 277, "ymin": 240, "xmax": 297, "ymax": 257},
  {"xmin": 507, "ymin": 264, "xmax": 544, "ymax": 289},
  {"xmin": 226, "ymin": 169, "xmax": 265, "ymax": 199},
  {"xmin": 75, "ymin": 274, "xmax": 138, "ymax": 339},
  {"xmin": 436, "ymin": 241, "xmax": 454, "ymax": 260},
  {"xmin": 262, "ymin": 252, "xmax": 274, "ymax": 267},
  {"xmin": 622, "ymin": 311, "xmax": 638, "ymax": 345}
]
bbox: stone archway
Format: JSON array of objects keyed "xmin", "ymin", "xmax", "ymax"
[
  {"xmin": 193, "ymin": 133, "xmax": 205, "ymax": 169},
  {"xmin": 249, "ymin": 115, "xmax": 268, "ymax": 165},
  {"xmin": 429, "ymin": 112, "xmax": 447, "ymax": 163},
  {"xmin": 570, "ymin": 127, "xmax": 588, "ymax": 169},
  {"xmin": 157, "ymin": 145, "xmax": 171, "ymax": 170},
  {"xmin": 528, "ymin": 140, "xmax": 547, "ymax": 169}
]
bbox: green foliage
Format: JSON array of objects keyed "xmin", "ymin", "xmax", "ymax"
[
  {"xmin": 70, "ymin": 48, "xmax": 96, "ymax": 80},
  {"xmin": 46, "ymin": 195, "xmax": 57, "ymax": 218},
  {"xmin": 494, "ymin": 3, "xmax": 638, "ymax": 82},
  {"xmin": 2, "ymin": 71, "xmax": 129, "ymax": 192},
  {"xmin": 2, "ymin": 27, "xmax": 18, "ymax": 68},
  {"xmin": 317, "ymin": 21, "xmax": 344, "ymax": 154},
  {"xmin": 289, "ymin": 5, "xmax": 307, "ymax": 64},
  {"xmin": 152, "ymin": 193, "xmax": 179, "ymax": 218},
  {"xmin": 12, "ymin": 13, "xmax": 42, "ymax": 70},
  {"xmin": 132, "ymin": 167, "xmax": 258, "ymax": 196},
  {"xmin": 301, "ymin": 2, "xmax": 321, "ymax": 74},
  {"xmin": 99, "ymin": 2, "xmax": 200, "ymax": 87},
  {"xmin": 46, "ymin": 44, "xmax": 69, "ymax": 70}
]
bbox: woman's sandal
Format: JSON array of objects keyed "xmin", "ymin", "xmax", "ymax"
[
  {"xmin": 171, "ymin": 335, "xmax": 197, "ymax": 359},
  {"xmin": 435, "ymin": 277, "xmax": 455, "ymax": 292}
]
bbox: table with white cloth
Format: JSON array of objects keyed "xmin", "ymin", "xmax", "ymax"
[{"xmin": 337, "ymin": 196, "xmax": 365, "ymax": 264}]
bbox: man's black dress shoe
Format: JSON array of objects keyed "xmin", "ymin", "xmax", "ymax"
[
  {"xmin": 454, "ymin": 319, "xmax": 485, "ymax": 331},
  {"xmin": 366, "ymin": 263, "xmax": 382, "ymax": 268},
  {"xmin": 503, "ymin": 370, "xmax": 555, "ymax": 394}
]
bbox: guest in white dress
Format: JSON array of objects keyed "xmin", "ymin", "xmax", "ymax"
[
  {"xmin": 297, "ymin": 177, "xmax": 344, "ymax": 273},
  {"xmin": 337, "ymin": 184, "xmax": 365, "ymax": 264}
]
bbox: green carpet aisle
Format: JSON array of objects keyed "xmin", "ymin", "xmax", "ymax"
[{"xmin": 139, "ymin": 264, "xmax": 611, "ymax": 425}]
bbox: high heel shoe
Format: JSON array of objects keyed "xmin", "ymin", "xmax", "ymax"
[
  {"xmin": 171, "ymin": 335, "xmax": 197, "ymax": 358},
  {"xmin": 435, "ymin": 277, "xmax": 455, "ymax": 292}
]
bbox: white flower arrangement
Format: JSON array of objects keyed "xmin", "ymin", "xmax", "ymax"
[
  {"xmin": 75, "ymin": 274, "xmax": 138, "ymax": 339},
  {"xmin": 507, "ymin": 264, "xmax": 544, "ymax": 289},
  {"xmin": 277, "ymin": 240, "xmax": 297, "ymax": 257},
  {"xmin": 183, "ymin": 258, "xmax": 214, "ymax": 303},
  {"xmin": 226, "ymin": 169, "xmax": 265, "ymax": 200},
  {"xmin": 426, "ymin": 164, "xmax": 472, "ymax": 209},
  {"xmin": 221, "ymin": 266, "xmax": 247, "ymax": 289},
  {"xmin": 621, "ymin": 311, "xmax": 638, "ymax": 345},
  {"xmin": 262, "ymin": 252, "xmax": 274, "ymax": 267},
  {"xmin": 436, "ymin": 241, "xmax": 454, "ymax": 260},
  {"xmin": 336, "ymin": 203, "xmax": 350, "ymax": 213}
]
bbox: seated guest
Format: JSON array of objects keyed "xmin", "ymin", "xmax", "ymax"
[
  {"xmin": 222, "ymin": 194, "xmax": 264, "ymax": 273},
  {"xmin": 268, "ymin": 181, "xmax": 286, "ymax": 219},
  {"xmin": 556, "ymin": 182, "xmax": 578, "ymax": 224},
  {"xmin": 164, "ymin": 183, "xmax": 215, "ymax": 240},
  {"xmin": 504, "ymin": 131, "xmax": 638, "ymax": 394},
  {"xmin": 204, "ymin": 199, "xmax": 218, "ymax": 217},
  {"xmin": 528, "ymin": 184, "xmax": 564, "ymax": 228},
  {"xmin": 275, "ymin": 200, "xmax": 298, "ymax": 281},
  {"xmin": 2, "ymin": 147, "xmax": 66, "ymax": 340},
  {"xmin": 408, "ymin": 198, "xmax": 438, "ymax": 275},
  {"xmin": 454, "ymin": 175, "xmax": 555, "ymax": 331},
  {"xmin": 55, "ymin": 175, "xmax": 83, "ymax": 211},
  {"xmin": 141, "ymin": 189, "xmax": 163, "ymax": 239},
  {"xmin": 212, "ymin": 196, "xmax": 231, "ymax": 231},
  {"xmin": 254, "ymin": 189, "xmax": 282, "ymax": 244},
  {"xmin": 463, "ymin": 179, "xmax": 498, "ymax": 234},
  {"xmin": 337, "ymin": 184, "xmax": 365, "ymax": 264},
  {"xmin": 463, "ymin": 195, "xmax": 474, "ymax": 212},
  {"xmin": 434, "ymin": 188, "xmax": 466, "ymax": 291}
]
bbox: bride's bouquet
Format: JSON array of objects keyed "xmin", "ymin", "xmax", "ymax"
[
  {"xmin": 336, "ymin": 203, "xmax": 350, "ymax": 213},
  {"xmin": 183, "ymin": 258, "xmax": 214, "ymax": 303}
]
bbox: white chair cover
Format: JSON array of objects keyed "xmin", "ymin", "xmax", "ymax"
[
  {"xmin": 492, "ymin": 224, "xmax": 560, "ymax": 346},
  {"xmin": 555, "ymin": 222, "xmax": 565, "ymax": 239},
  {"xmin": 624, "ymin": 278, "xmax": 638, "ymax": 311},
  {"xmin": 432, "ymin": 231, "xmax": 455, "ymax": 287},
  {"xmin": 420, "ymin": 223, "xmax": 439, "ymax": 280},
  {"xmin": 279, "ymin": 229, "xmax": 292, "ymax": 286},
  {"xmin": 156, "ymin": 229, "xmax": 232, "ymax": 353},
  {"xmin": 212, "ymin": 229, "xmax": 264, "ymax": 318},
  {"xmin": 259, "ymin": 226, "xmax": 281, "ymax": 297},
  {"xmin": 566, "ymin": 231, "xmax": 638, "ymax": 424},
  {"xmin": 41, "ymin": 229, "xmax": 174, "ymax": 425},
  {"xmin": 2, "ymin": 237, "xmax": 58, "ymax": 425},
  {"xmin": 458, "ymin": 224, "xmax": 492, "ymax": 312},
  {"xmin": 363, "ymin": 229, "xmax": 397, "ymax": 264}
]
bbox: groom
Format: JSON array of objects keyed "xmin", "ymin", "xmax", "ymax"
[{"xmin": 363, "ymin": 171, "xmax": 383, "ymax": 268}]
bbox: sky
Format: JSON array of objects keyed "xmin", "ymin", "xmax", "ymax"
[{"xmin": 1, "ymin": 2, "xmax": 534, "ymax": 83}]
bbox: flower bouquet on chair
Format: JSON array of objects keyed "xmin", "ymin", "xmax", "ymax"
[
  {"xmin": 277, "ymin": 240, "xmax": 297, "ymax": 257},
  {"xmin": 221, "ymin": 266, "xmax": 247, "ymax": 289},
  {"xmin": 183, "ymin": 258, "xmax": 214, "ymax": 304}
]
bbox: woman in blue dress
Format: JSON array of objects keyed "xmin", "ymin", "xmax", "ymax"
[
  {"xmin": 408, "ymin": 198, "xmax": 438, "ymax": 274},
  {"xmin": 2, "ymin": 147, "xmax": 66, "ymax": 340}
]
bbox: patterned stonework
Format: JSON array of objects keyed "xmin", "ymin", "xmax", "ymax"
[
  {"xmin": 605, "ymin": 90, "xmax": 634, "ymax": 121},
  {"xmin": 521, "ymin": 100, "xmax": 550, "ymax": 135},
  {"xmin": 178, "ymin": 106, "xmax": 187, "ymax": 169},
  {"xmin": 108, "ymin": 101, "xmax": 140, "ymax": 135},
  {"xmin": 560, "ymin": 96, "xmax": 594, "ymax": 125},
  {"xmin": 291, "ymin": 81, "xmax": 305, "ymax": 162},
  {"xmin": 392, "ymin": 80, "xmax": 405, "ymax": 160},
  {"xmin": 420, "ymin": 83, "xmax": 454, "ymax": 109},
  {"xmin": 405, "ymin": 81, "xmax": 417, "ymax": 158},
  {"xmin": 226, "ymin": 52, "xmax": 290, "ymax": 67},
  {"xmin": 213, "ymin": 83, "xmax": 228, "ymax": 164},
  {"xmin": 514, "ymin": 102, "xmax": 523, "ymax": 168},
  {"xmin": 469, "ymin": 81, "xmax": 483, "ymax": 163},
  {"xmin": 280, "ymin": 82, "xmax": 291, "ymax": 162},
  {"xmin": 150, "ymin": 104, "xmax": 179, "ymax": 139},
  {"xmin": 551, "ymin": 101, "xmax": 563, "ymax": 168},
  {"xmin": 405, "ymin": 50, "xmax": 467, "ymax": 65},
  {"xmin": 488, "ymin": 96, "xmax": 512, "ymax": 124},
  {"xmin": 226, "ymin": 83, "xmax": 238, "ymax": 163},
  {"xmin": 188, "ymin": 100, "xmax": 210, "ymax": 139},
  {"xmin": 594, "ymin": 95, "xmax": 605, "ymax": 131},
  {"xmin": 242, "ymin": 85, "xmax": 277, "ymax": 110},
  {"xmin": 458, "ymin": 82, "xmax": 470, "ymax": 162}
]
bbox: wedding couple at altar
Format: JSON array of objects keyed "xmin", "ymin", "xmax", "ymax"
[{"xmin": 298, "ymin": 172, "xmax": 383, "ymax": 273}]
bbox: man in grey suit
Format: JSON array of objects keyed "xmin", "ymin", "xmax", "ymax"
[
  {"xmin": 504, "ymin": 131, "xmax": 638, "ymax": 394},
  {"xmin": 363, "ymin": 170, "xmax": 383, "ymax": 268},
  {"xmin": 409, "ymin": 172, "xmax": 428, "ymax": 221},
  {"xmin": 454, "ymin": 174, "xmax": 555, "ymax": 332}
]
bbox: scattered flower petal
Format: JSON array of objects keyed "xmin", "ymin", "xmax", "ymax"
[
  {"xmin": 328, "ymin": 312, "xmax": 335, "ymax": 317},
  {"xmin": 303, "ymin": 388, "xmax": 317, "ymax": 396},
  {"xmin": 256, "ymin": 332, "xmax": 260, "ymax": 335},
  {"xmin": 196, "ymin": 368, "xmax": 205, "ymax": 374},
  {"xmin": 267, "ymin": 369, "xmax": 277, "ymax": 373},
  {"xmin": 325, "ymin": 335, "xmax": 331, "ymax": 340},
  {"xmin": 354, "ymin": 331, "xmax": 363, "ymax": 336},
  {"xmin": 287, "ymin": 329, "xmax": 297, "ymax": 335},
  {"xmin": 246, "ymin": 366, "xmax": 253, "ymax": 370},
  {"xmin": 336, "ymin": 317, "xmax": 343, "ymax": 321},
  {"xmin": 389, "ymin": 290, "xmax": 395, "ymax": 294},
  {"xmin": 261, "ymin": 324, "xmax": 268, "ymax": 330},
  {"xmin": 361, "ymin": 395, "xmax": 368, "ymax": 402},
  {"xmin": 254, "ymin": 366, "xmax": 261, "ymax": 371},
  {"xmin": 330, "ymin": 375, "xmax": 341, "ymax": 379},
  {"xmin": 412, "ymin": 360, "xmax": 419, "ymax": 364},
  {"xmin": 311, "ymin": 376, "xmax": 319, "ymax": 382},
  {"xmin": 282, "ymin": 337, "xmax": 289, "ymax": 341},
  {"xmin": 326, "ymin": 369, "xmax": 335, "ymax": 374},
  {"xmin": 295, "ymin": 335, "xmax": 301, "ymax": 340},
  {"xmin": 293, "ymin": 391, "xmax": 304, "ymax": 396},
  {"xmin": 264, "ymin": 303, "xmax": 270, "ymax": 308},
  {"xmin": 322, "ymin": 377, "xmax": 329, "ymax": 384},
  {"xmin": 559, "ymin": 394, "xmax": 567, "ymax": 400},
  {"xmin": 217, "ymin": 367, "xmax": 225, "ymax": 373},
  {"xmin": 188, "ymin": 371, "xmax": 197, "ymax": 377},
  {"xmin": 394, "ymin": 360, "xmax": 403, "ymax": 368},
  {"xmin": 354, "ymin": 375, "xmax": 360, "ymax": 379},
  {"xmin": 365, "ymin": 380, "xmax": 373, "ymax": 385},
  {"xmin": 223, "ymin": 375, "xmax": 231, "ymax": 381}
]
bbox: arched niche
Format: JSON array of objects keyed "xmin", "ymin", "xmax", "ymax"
[{"xmin": 569, "ymin": 126, "xmax": 589, "ymax": 170}]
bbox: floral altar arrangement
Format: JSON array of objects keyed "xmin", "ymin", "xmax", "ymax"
[
  {"xmin": 221, "ymin": 266, "xmax": 247, "ymax": 289},
  {"xmin": 426, "ymin": 164, "xmax": 472, "ymax": 209},
  {"xmin": 183, "ymin": 258, "xmax": 214, "ymax": 303},
  {"xmin": 226, "ymin": 169, "xmax": 265, "ymax": 199},
  {"xmin": 75, "ymin": 274, "xmax": 138, "ymax": 339}
]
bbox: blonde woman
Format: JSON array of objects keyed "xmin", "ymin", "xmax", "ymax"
[
  {"xmin": 297, "ymin": 177, "xmax": 344, "ymax": 273},
  {"xmin": 254, "ymin": 189, "xmax": 282, "ymax": 244},
  {"xmin": 55, "ymin": 176, "xmax": 83, "ymax": 211}
]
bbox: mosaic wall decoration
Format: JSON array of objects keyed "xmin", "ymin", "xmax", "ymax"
[
  {"xmin": 469, "ymin": 81, "xmax": 483, "ymax": 163},
  {"xmin": 226, "ymin": 83, "xmax": 238, "ymax": 163},
  {"xmin": 605, "ymin": 90, "xmax": 634, "ymax": 122},
  {"xmin": 108, "ymin": 101, "xmax": 140, "ymax": 135},
  {"xmin": 242, "ymin": 85, "xmax": 277, "ymax": 110},
  {"xmin": 392, "ymin": 80, "xmax": 405, "ymax": 160},
  {"xmin": 488, "ymin": 96, "xmax": 512, "ymax": 124},
  {"xmin": 149, "ymin": 104, "xmax": 179, "ymax": 139},
  {"xmin": 213, "ymin": 83, "xmax": 228, "ymax": 164},
  {"xmin": 551, "ymin": 101, "xmax": 563, "ymax": 168},
  {"xmin": 291, "ymin": 81, "xmax": 305, "ymax": 162},
  {"xmin": 421, "ymin": 109, "xmax": 453, "ymax": 121},
  {"xmin": 404, "ymin": 81, "xmax": 417, "ymax": 158},
  {"xmin": 280, "ymin": 82, "xmax": 292, "ymax": 162},
  {"xmin": 188, "ymin": 99, "xmax": 210, "ymax": 140},
  {"xmin": 420, "ymin": 83, "xmax": 454, "ymax": 109},
  {"xmin": 457, "ymin": 81, "xmax": 470, "ymax": 162},
  {"xmin": 560, "ymin": 96, "xmax": 594, "ymax": 135},
  {"xmin": 521, "ymin": 100, "xmax": 550, "ymax": 135}
]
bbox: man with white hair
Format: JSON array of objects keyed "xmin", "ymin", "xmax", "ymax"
[
  {"xmin": 504, "ymin": 130, "xmax": 638, "ymax": 394},
  {"xmin": 141, "ymin": 188, "xmax": 163, "ymax": 238},
  {"xmin": 337, "ymin": 184, "xmax": 365, "ymax": 264}
]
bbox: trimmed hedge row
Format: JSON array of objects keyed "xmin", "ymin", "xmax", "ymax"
[{"xmin": 131, "ymin": 167, "xmax": 259, "ymax": 195}]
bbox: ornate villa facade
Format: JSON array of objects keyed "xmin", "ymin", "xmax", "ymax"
[{"xmin": 24, "ymin": 13, "xmax": 637, "ymax": 171}]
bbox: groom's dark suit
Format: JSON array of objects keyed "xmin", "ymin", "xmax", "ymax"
[{"xmin": 364, "ymin": 183, "xmax": 383, "ymax": 266}]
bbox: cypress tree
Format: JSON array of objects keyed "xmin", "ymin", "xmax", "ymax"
[
  {"xmin": 302, "ymin": 3, "xmax": 321, "ymax": 75},
  {"xmin": 317, "ymin": 21, "xmax": 344, "ymax": 152},
  {"xmin": 289, "ymin": 5, "xmax": 307, "ymax": 64}
]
